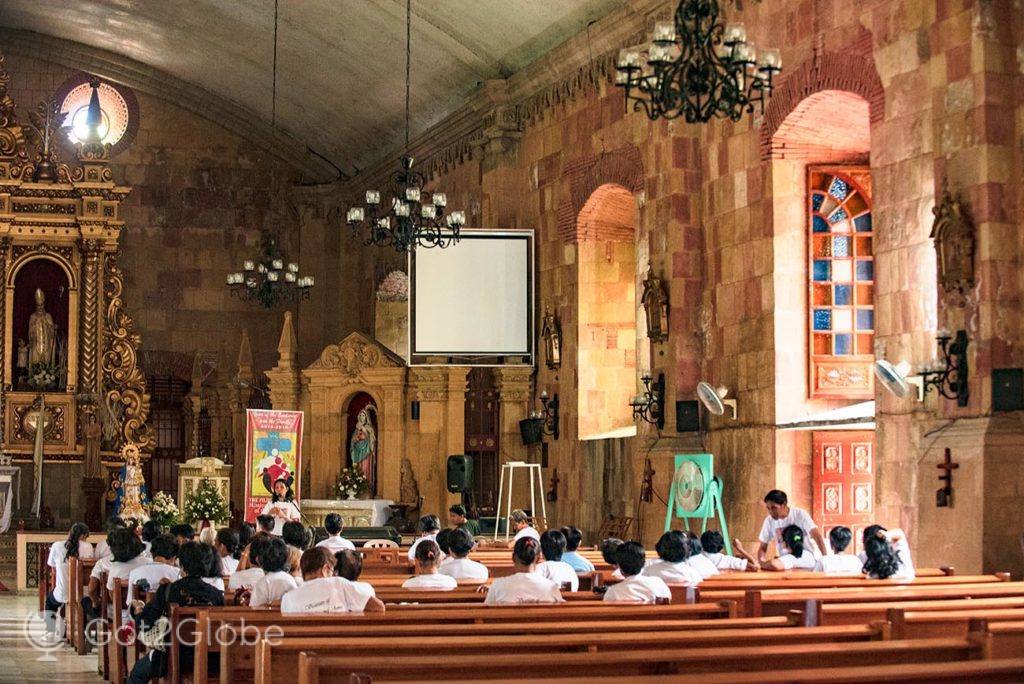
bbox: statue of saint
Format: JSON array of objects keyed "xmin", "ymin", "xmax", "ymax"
[
  {"xmin": 83, "ymin": 413, "xmax": 103, "ymax": 479},
  {"xmin": 16, "ymin": 339, "xmax": 28, "ymax": 371},
  {"xmin": 348, "ymin": 407, "xmax": 377, "ymax": 495},
  {"xmin": 540, "ymin": 307, "xmax": 562, "ymax": 370},
  {"xmin": 28, "ymin": 288, "xmax": 56, "ymax": 367},
  {"xmin": 640, "ymin": 267, "xmax": 669, "ymax": 343}
]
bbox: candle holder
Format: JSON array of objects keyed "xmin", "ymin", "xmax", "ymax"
[
  {"xmin": 920, "ymin": 329, "xmax": 969, "ymax": 407},
  {"xmin": 537, "ymin": 391, "xmax": 560, "ymax": 441},
  {"xmin": 630, "ymin": 373, "xmax": 666, "ymax": 429}
]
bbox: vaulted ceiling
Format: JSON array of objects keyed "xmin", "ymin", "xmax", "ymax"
[{"xmin": 0, "ymin": 0, "xmax": 627, "ymax": 179}]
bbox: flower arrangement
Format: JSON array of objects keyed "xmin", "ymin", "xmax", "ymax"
[
  {"xmin": 148, "ymin": 491, "xmax": 180, "ymax": 529},
  {"xmin": 375, "ymin": 270, "xmax": 409, "ymax": 302},
  {"xmin": 182, "ymin": 478, "xmax": 230, "ymax": 526},
  {"xmin": 337, "ymin": 467, "xmax": 369, "ymax": 499},
  {"xmin": 26, "ymin": 362, "xmax": 60, "ymax": 390}
]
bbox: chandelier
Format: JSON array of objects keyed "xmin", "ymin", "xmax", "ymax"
[
  {"xmin": 345, "ymin": 0, "xmax": 466, "ymax": 252},
  {"xmin": 226, "ymin": 236, "xmax": 313, "ymax": 308},
  {"xmin": 614, "ymin": 0, "xmax": 781, "ymax": 123}
]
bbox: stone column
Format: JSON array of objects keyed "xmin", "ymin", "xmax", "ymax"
[
  {"xmin": 265, "ymin": 311, "xmax": 301, "ymax": 410},
  {"xmin": 406, "ymin": 367, "xmax": 469, "ymax": 515}
]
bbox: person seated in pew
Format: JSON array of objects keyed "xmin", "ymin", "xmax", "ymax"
[
  {"xmin": 93, "ymin": 517, "xmax": 124, "ymax": 560},
  {"xmin": 861, "ymin": 526, "xmax": 915, "ymax": 580},
  {"xmin": 45, "ymin": 522, "xmax": 93, "ymax": 633},
  {"xmin": 236, "ymin": 515, "xmax": 276, "ymax": 570},
  {"xmin": 249, "ymin": 537, "xmax": 298, "ymax": 607},
  {"xmin": 536, "ymin": 529, "xmax": 579, "ymax": 591},
  {"xmin": 203, "ymin": 541, "xmax": 227, "ymax": 591},
  {"xmin": 483, "ymin": 537, "xmax": 564, "ymax": 605},
  {"xmin": 335, "ymin": 548, "xmax": 376, "ymax": 593},
  {"xmin": 215, "ymin": 528, "xmax": 241, "ymax": 575},
  {"xmin": 402, "ymin": 540, "xmax": 458, "ymax": 590},
  {"xmin": 642, "ymin": 531, "xmax": 703, "ymax": 587},
  {"xmin": 683, "ymin": 532, "xmax": 719, "ymax": 579},
  {"xmin": 126, "ymin": 542, "xmax": 224, "ymax": 684},
  {"xmin": 170, "ymin": 523, "xmax": 196, "ymax": 547},
  {"xmin": 604, "ymin": 541, "xmax": 671, "ymax": 604},
  {"xmin": 126, "ymin": 534, "xmax": 180, "ymax": 608},
  {"xmin": 103, "ymin": 527, "xmax": 151, "ymax": 616},
  {"xmin": 815, "ymin": 526, "xmax": 864, "ymax": 574},
  {"xmin": 281, "ymin": 547, "xmax": 385, "ymax": 614},
  {"xmin": 281, "ymin": 520, "xmax": 308, "ymax": 578},
  {"xmin": 508, "ymin": 508, "xmax": 541, "ymax": 546},
  {"xmin": 140, "ymin": 520, "xmax": 161, "ymax": 556},
  {"xmin": 237, "ymin": 521, "xmax": 255, "ymax": 555},
  {"xmin": 83, "ymin": 526, "xmax": 121, "ymax": 625},
  {"xmin": 438, "ymin": 528, "xmax": 489, "ymax": 582},
  {"xmin": 408, "ymin": 514, "xmax": 444, "ymax": 563},
  {"xmin": 449, "ymin": 503, "xmax": 481, "ymax": 537},
  {"xmin": 436, "ymin": 528, "xmax": 454, "ymax": 556},
  {"xmin": 761, "ymin": 524, "xmax": 817, "ymax": 571},
  {"xmin": 699, "ymin": 530, "xmax": 756, "ymax": 572},
  {"xmin": 228, "ymin": 535, "xmax": 272, "ymax": 590},
  {"xmin": 600, "ymin": 537, "xmax": 624, "ymax": 578},
  {"xmin": 316, "ymin": 513, "xmax": 356, "ymax": 553},
  {"xmin": 560, "ymin": 526, "xmax": 595, "ymax": 573}
]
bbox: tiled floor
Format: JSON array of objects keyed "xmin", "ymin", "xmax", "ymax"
[{"xmin": 0, "ymin": 594, "xmax": 100, "ymax": 683}]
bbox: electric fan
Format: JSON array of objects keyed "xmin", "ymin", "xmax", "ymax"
[
  {"xmin": 664, "ymin": 453, "xmax": 732, "ymax": 555},
  {"xmin": 696, "ymin": 381, "xmax": 737, "ymax": 419},
  {"xmin": 874, "ymin": 359, "xmax": 923, "ymax": 401}
]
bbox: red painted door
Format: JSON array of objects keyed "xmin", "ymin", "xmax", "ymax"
[{"xmin": 812, "ymin": 431, "xmax": 875, "ymax": 554}]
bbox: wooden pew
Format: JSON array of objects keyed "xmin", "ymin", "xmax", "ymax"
[
  {"xmin": 890, "ymin": 607, "xmax": 1024, "ymax": 639},
  {"xmin": 975, "ymin": 620, "xmax": 1024, "ymax": 659},
  {"xmin": 819, "ymin": 596, "xmax": 1024, "ymax": 626}
]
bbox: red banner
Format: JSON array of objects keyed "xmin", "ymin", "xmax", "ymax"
[{"xmin": 244, "ymin": 409, "xmax": 303, "ymax": 523}]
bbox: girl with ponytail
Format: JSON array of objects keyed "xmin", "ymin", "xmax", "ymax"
[
  {"xmin": 44, "ymin": 523, "xmax": 94, "ymax": 632},
  {"xmin": 402, "ymin": 539, "xmax": 457, "ymax": 590},
  {"xmin": 483, "ymin": 537, "xmax": 565, "ymax": 604},
  {"xmin": 762, "ymin": 524, "xmax": 817, "ymax": 571}
]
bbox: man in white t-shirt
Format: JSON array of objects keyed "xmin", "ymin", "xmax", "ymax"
[
  {"xmin": 317, "ymin": 513, "xmax": 356, "ymax": 554},
  {"xmin": 508, "ymin": 509, "xmax": 541, "ymax": 547},
  {"xmin": 605, "ymin": 541, "xmax": 671, "ymax": 603},
  {"xmin": 757, "ymin": 490, "xmax": 827, "ymax": 563},
  {"xmin": 125, "ymin": 534, "xmax": 181, "ymax": 606},
  {"xmin": 282, "ymin": 548, "xmax": 384, "ymax": 614}
]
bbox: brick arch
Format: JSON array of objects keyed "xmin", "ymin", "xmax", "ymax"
[
  {"xmin": 557, "ymin": 145, "xmax": 644, "ymax": 243},
  {"xmin": 760, "ymin": 51, "xmax": 884, "ymax": 161}
]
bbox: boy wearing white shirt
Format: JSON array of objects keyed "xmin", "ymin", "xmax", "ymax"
[
  {"xmin": 438, "ymin": 528, "xmax": 489, "ymax": 582},
  {"xmin": 536, "ymin": 529, "xmax": 579, "ymax": 591},
  {"xmin": 605, "ymin": 541, "xmax": 671, "ymax": 603},
  {"xmin": 699, "ymin": 530, "xmax": 756, "ymax": 572},
  {"xmin": 317, "ymin": 513, "xmax": 356, "ymax": 553},
  {"xmin": 407, "ymin": 514, "xmax": 443, "ymax": 563},
  {"xmin": 484, "ymin": 537, "xmax": 563, "ymax": 605},
  {"xmin": 816, "ymin": 526, "xmax": 865, "ymax": 574},
  {"xmin": 249, "ymin": 538, "xmax": 298, "ymax": 607},
  {"xmin": 643, "ymin": 531, "xmax": 703, "ymax": 587},
  {"xmin": 508, "ymin": 509, "xmax": 541, "ymax": 546},
  {"xmin": 757, "ymin": 490, "xmax": 827, "ymax": 562},
  {"xmin": 125, "ymin": 535, "xmax": 181, "ymax": 606},
  {"xmin": 282, "ymin": 548, "xmax": 384, "ymax": 614}
]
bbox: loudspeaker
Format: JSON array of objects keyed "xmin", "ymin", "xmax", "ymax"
[
  {"xmin": 676, "ymin": 400, "xmax": 700, "ymax": 432},
  {"xmin": 993, "ymin": 368, "xmax": 1024, "ymax": 412},
  {"xmin": 446, "ymin": 455, "xmax": 474, "ymax": 493}
]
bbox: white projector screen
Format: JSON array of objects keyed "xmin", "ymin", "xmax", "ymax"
[{"xmin": 410, "ymin": 231, "xmax": 533, "ymax": 360}]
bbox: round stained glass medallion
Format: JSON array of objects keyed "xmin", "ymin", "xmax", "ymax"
[{"xmin": 54, "ymin": 74, "xmax": 139, "ymax": 156}]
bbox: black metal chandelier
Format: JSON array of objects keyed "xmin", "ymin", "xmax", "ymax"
[
  {"xmin": 227, "ymin": 236, "xmax": 313, "ymax": 308},
  {"xmin": 614, "ymin": 0, "xmax": 781, "ymax": 123},
  {"xmin": 345, "ymin": 0, "xmax": 465, "ymax": 252}
]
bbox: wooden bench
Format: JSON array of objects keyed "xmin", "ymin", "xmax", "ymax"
[
  {"xmin": 890, "ymin": 607, "xmax": 1024, "ymax": 639},
  {"xmin": 977, "ymin": 620, "xmax": 1024, "ymax": 659},
  {"xmin": 818, "ymin": 596, "xmax": 1024, "ymax": 626}
]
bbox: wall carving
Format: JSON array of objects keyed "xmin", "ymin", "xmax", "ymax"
[{"xmin": 309, "ymin": 331, "xmax": 404, "ymax": 381}]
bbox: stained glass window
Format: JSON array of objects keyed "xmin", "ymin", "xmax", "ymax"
[{"xmin": 808, "ymin": 169, "xmax": 874, "ymax": 398}]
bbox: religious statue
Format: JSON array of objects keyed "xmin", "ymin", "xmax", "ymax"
[
  {"xmin": 540, "ymin": 306, "xmax": 562, "ymax": 370},
  {"xmin": 16, "ymin": 338, "xmax": 28, "ymax": 374},
  {"xmin": 349, "ymin": 407, "xmax": 377, "ymax": 494},
  {"xmin": 115, "ymin": 443, "xmax": 149, "ymax": 522},
  {"xmin": 641, "ymin": 266, "xmax": 669, "ymax": 343},
  {"xmin": 399, "ymin": 457, "xmax": 419, "ymax": 505},
  {"xmin": 28, "ymin": 288, "xmax": 56, "ymax": 366},
  {"xmin": 83, "ymin": 412, "xmax": 103, "ymax": 479},
  {"xmin": 930, "ymin": 182, "xmax": 975, "ymax": 304}
]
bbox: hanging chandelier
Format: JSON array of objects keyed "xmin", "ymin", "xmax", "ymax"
[
  {"xmin": 345, "ymin": 0, "xmax": 465, "ymax": 252},
  {"xmin": 614, "ymin": 0, "xmax": 781, "ymax": 123}
]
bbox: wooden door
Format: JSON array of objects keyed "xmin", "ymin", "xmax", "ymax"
[
  {"xmin": 812, "ymin": 430, "xmax": 875, "ymax": 553},
  {"xmin": 465, "ymin": 368, "xmax": 499, "ymax": 516}
]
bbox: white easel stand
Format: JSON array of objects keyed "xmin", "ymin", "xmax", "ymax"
[{"xmin": 493, "ymin": 461, "xmax": 547, "ymax": 542}]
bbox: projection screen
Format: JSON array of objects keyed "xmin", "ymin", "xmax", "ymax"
[{"xmin": 410, "ymin": 230, "xmax": 533, "ymax": 363}]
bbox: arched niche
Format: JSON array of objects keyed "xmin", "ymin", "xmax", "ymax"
[
  {"xmin": 9, "ymin": 256, "xmax": 73, "ymax": 390},
  {"xmin": 343, "ymin": 390, "xmax": 379, "ymax": 497}
]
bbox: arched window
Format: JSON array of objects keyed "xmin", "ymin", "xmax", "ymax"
[{"xmin": 808, "ymin": 168, "xmax": 873, "ymax": 398}]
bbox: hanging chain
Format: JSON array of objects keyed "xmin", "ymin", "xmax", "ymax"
[
  {"xmin": 405, "ymin": 0, "xmax": 412, "ymax": 153},
  {"xmin": 272, "ymin": 0, "xmax": 278, "ymax": 129}
]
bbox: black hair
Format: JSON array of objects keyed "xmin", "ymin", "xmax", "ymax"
[
  {"xmin": 862, "ymin": 524, "xmax": 887, "ymax": 545},
  {"xmin": 109, "ymin": 527, "xmax": 145, "ymax": 563},
  {"xmin": 65, "ymin": 523, "xmax": 90, "ymax": 559},
  {"xmin": 178, "ymin": 542, "xmax": 208, "ymax": 577},
  {"xmin": 436, "ymin": 528, "xmax": 453, "ymax": 554},
  {"xmin": 655, "ymin": 530, "xmax": 691, "ymax": 563},
  {"xmin": 764, "ymin": 490, "xmax": 788, "ymax": 506},
  {"xmin": 324, "ymin": 513, "xmax": 344, "ymax": 535},
  {"xmin": 150, "ymin": 534, "xmax": 179, "ymax": 561},
  {"xmin": 615, "ymin": 541, "xmax": 647, "ymax": 577},
  {"xmin": 512, "ymin": 536, "xmax": 541, "ymax": 567},
  {"xmin": 335, "ymin": 549, "xmax": 363, "ymax": 581},
  {"xmin": 141, "ymin": 520, "xmax": 162, "ymax": 543},
  {"xmin": 862, "ymin": 535, "xmax": 901, "ymax": 579},
  {"xmin": 417, "ymin": 515, "xmax": 440, "ymax": 534},
  {"xmin": 561, "ymin": 526, "xmax": 583, "ymax": 552},
  {"xmin": 106, "ymin": 517, "xmax": 126, "ymax": 532},
  {"xmin": 282, "ymin": 521, "xmax": 308, "ymax": 549},
  {"xmin": 782, "ymin": 524, "xmax": 805, "ymax": 558},
  {"xmin": 686, "ymin": 531, "xmax": 703, "ymax": 556},
  {"xmin": 247, "ymin": 535, "xmax": 273, "ymax": 568},
  {"xmin": 216, "ymin": 528, "xmax": 240, "ymax": 556},
  {"xmin": 271, "ymin": 478, "xmax": 294, "ymax": 503},
  {"xmin": 258, "ymin": 537, "xmax": 290, "ymax": 573},
  {"xmin": 300, "ymin": 547, "xmax": 336, "ymax": 577},
  {"xmin": 414, "ymin": 539, "xmax": 442, "ymax": 567},
  {"xmin": 700, "ymin": 530, "xmax": 725, "ymax": 554},
  {"xmin": 829, "ymin": 526, "xmax": 853, "ymax": 554},
  {"xmin": 599, "ymin": 538, "xmax": 624, "ymax": 565},
  {"xmin": 170, "ymin": 523, "xmax": 196, "ymax": 541},
  {"xmin": 540, "ymin": 529, "xmax": 567, "ymax": 562},
  {"xmin": 448, "ymin": 528, "xmax": 474, "ymax": 557},
  {"xmin": 256, "ymin": 515, "xmax": 276, "ymax": 533},
  {"xmin": 237, "ymin": 522, "xmax": 255, "ymax": 557},
  {"xmin": 449, "ymin": 504, "xmax": 467, "ymax": 517}
]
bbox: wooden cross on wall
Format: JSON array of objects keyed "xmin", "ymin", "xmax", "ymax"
[{"xmin": 936, "ymin": 447, "xmax": 959, "ymax": 507}]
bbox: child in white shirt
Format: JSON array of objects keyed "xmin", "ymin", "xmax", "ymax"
[
  {"xmin": 643, "ymin": 530, "xmax": 703, "ymax": 587},
  {"xmin": 605, "ymin": 541, "xmax": 671, "ymax": 603},
  {"xmin": 249, "ymin": 537, "xmax": 298, "ymax": 607},
  {"xmin": 484, "ymin": 537, "xmax": 563, "ymax": 605},
  {"xmin": 815, "ymin": 526, "xmax": 865, "ymax": 574},
  {"xmin": 316, "ymin": 513, "xmax": 356, "ymax": 554},
  {"xmin": 45, "ymin": 523, "xmax": 94, "ymax": 632},
  {"xmin": 407, "ymin": 514, "xmax": 444, "ymax": 563},
  {"xmin": 438, "ymin": 528, "xmax": 489, "ymax": 582},
  {"xmin": 536, "ymin": 529, "xmax": 579, "ymax": 591},
  {"xmin": 402, "ymin": 540, "xmax": 458, "ymax": 590},
  {"xmin": 600, "ymin": 538, "xmax": 625, "ymax": 579},
  {"xmin": 215, "ymin": 528, "xmax": 241, "ymax": 575},
  {"xmin": 683, "ymin": 533, "xmax": 720, "ymax": 579},
  {"xmin": 282, "ymin": 547, "xmax": 384, "ymax": 614},
  {"xmin": 763, "ymin": 524, "xmax": 817, "ymax": 571},
  {"xmin": 335, "ymin": 548, "xmax": 381, "ymax": 598},
  {"xmin": 699, "ymin": 530, "xmax": 756, "ymax": 572},
  {"xmin": 861, "ymin": 526, "xmax": 915, "ymax": 580},
  {"xmin": 125, "ymin": 534, "xmax": 181, "ymax": 606}
]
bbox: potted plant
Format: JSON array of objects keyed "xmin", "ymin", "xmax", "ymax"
[
  {"xmin": 182, "ymin": 478, "xmax": 230, "ymax": 529},
  {"xmin": 336, "ymin": 467, "xmax": 369, "ymax": 500},
  {"xmin": 148, "ymin": 491, "xmax": 180, "ymax": 529}
]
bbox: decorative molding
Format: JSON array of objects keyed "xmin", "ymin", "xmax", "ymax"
[
  {"xmin": 308, "ymin": 331, "xmax": 405, "ymax": 380},
  {"xmin": 79, "ymin": 239, "xmax": 102, "ymax": 393}
]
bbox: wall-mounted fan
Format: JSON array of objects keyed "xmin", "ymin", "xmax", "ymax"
[
  {"xmin": 697, "ymin": 381, "xmax": 737, "ymax": 419},
  {"xmin": 874, "ymin": 359, "xmax": 923, "ymax": 401},
  {"xmin": 664, "ymin": 453, "xmax": 732, "ymax": 555}
]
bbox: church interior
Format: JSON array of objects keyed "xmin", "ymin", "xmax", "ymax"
[{"xmin": 1, "ymin": 0, "xmax": 1024, "ymax": 681}]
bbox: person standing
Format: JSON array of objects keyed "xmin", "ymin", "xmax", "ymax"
[{"xmin": 756, "ymin": 490, "xmax": 827, "ymax": 563}]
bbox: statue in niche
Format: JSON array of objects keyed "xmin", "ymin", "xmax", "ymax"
[
  {"xmin": 16, "ymin": 339, "xmax": 28, "ymax": 380},
  {"xmin": 28, "ymin": 288, "xmax": 56, "ymax": 366},
  {"xmin": 400, "ymin": 457, "xmax": 419, "ymax": 505},
  {"xmin": 540, "ymin": 306, "xmax": 562, "ymax": 370},
  {"xmin": 641, "ymin": 266, "xmax": 669, "ymax": 343},
  {"xmin": 930, "ymin": 182, "xmax": 975, "ymax": 305},
  {"xmin": 83, "ymin": 412, "xmax": 103, "ymax": 479},
  {"xmin": 348, "ymin": 407, "xmax": 377, "ymax": 495}
]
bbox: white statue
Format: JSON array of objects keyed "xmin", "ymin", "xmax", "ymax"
[{"xmin": 28, "ymin": 288, "xmax": 56, "ymax": 367}]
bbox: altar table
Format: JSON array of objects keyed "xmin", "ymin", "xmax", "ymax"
[{"xmin": 301, "ymin": 498, "xmax": 393, "ymax": 527}]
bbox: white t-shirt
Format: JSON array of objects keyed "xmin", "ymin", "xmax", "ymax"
[
  {"xmin": 778, "ymin": 550, "xmax": 817, "ymax": 570},
  {"xmin": 220, "ymin": 556, "xmax": 240, "ymax": 575},
  {"xmin": 90, "ymin": 556, "xmax": 112, "ymax": 581},
  {"xmin": 401, "ymin": 573, "xmax": 458, "ymax": 590},
  {"xmin": 703, "ymin": 552, "xmax": 748, "ymax": 572},
  {"xmin": 604, "ymin": 574, "xmax": 671, "ymax": 603},
  {"xmin": 250, "ymin": 570, "xmax": 298, "ymax": 607},
  {"xmin": 281, "ymin": 576, "xmax": 376, "ymax": 614},
  {"xmin": 513, "ymin": 526, "xmax": 541, "ymax": 543},
  {"xmin": 758, "ymin": 507, "xmax": 820, "ymax": 556},
  {"xmin": 407, "ymin": 534, "xmax": 444, "ymax": 563},
  {"xmin": 106, "ymin": 555, "xmax": 151, "ymax": 591},
  {"xmin": 642, "ymin": 560, "xmax": 703, "ymax": 587},
  {"xmin": 484, "ymin": 572, "xmax": 563, "ymax": 605},
  {"xmin": 203, "ymin": 577, "xmax": 226, "ymax": 591},
  {"xmin": 536, "ymin": 561, "xmax": 579, "ymax": 591},
  {"xmin": 816, "ymin": 553, "xmax": 864, "ymax": 574},
  {"xmin": 438, "ymin": 557, "xmax": 489, "ymax": 581},
  {"xmin": 228, "ymin": 567, "xmax": 265, "ymax": 590},
  {"xmin": 261, "ymin": 500, "xmax": 301, "ymax": 536},
  {"xmin": 94, "ymin": 540, "xmax": 111, "ymax": 560},
  {"xmin": 125, "ymin": 563, "xmax": 180, "ymax": 605},
  {"xmin": 686, "ymin": 554, "xmax": 720, "ymax": 579},
  {"xmin": 47, "ymin": 540, "xmax": 95, "ymax": 603},
  {"xmin": 317, "ymin": 535, "xmax": 356, "ymax": 553},
  {"xmin": 859, "ymin": 530, "xmax": 916, "ymax": 580}
]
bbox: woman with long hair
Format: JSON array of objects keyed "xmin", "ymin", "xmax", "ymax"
[
  {"xmin": 861, "ymin": 526, "xmax": 915, "ymax": 579},
  {"xmin": 44, "ymin": 523, "xmax": 93, "ymax": 632},
  {"xmin": 762, "ymin": 524, "xmax": 817, "ymax": 571},
  {"xmin": 260, "ymin": 477, "xmax": 301, "ymax": 536}
]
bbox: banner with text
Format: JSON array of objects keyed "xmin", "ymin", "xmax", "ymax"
[{"xmin": 244, "ymin": 409, "xmax": 303, "ymax": 523}]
